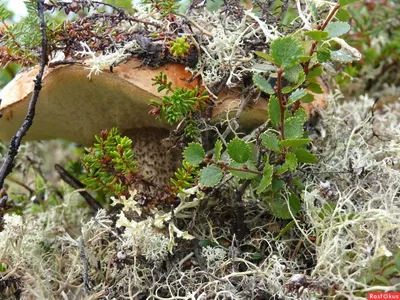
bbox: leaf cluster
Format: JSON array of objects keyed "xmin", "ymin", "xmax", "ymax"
[
  {"xmin": 82, "ymin": 128, "xmax": 138, "ymax": 197},
  {"xmin": 149, "ymin": 72, "xmax": 209, "ymax": 125}
]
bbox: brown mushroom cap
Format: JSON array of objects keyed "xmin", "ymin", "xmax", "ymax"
[{"xmin": 0, "ymin": 59, "xmax": 326, "ymax": 184}]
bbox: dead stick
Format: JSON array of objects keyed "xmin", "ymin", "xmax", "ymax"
[{"xmin": 54, "ymin": 164, "xmax": 102, "ymax": 212}]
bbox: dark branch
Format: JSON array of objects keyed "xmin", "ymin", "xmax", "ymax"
[
  {"xmin": 54, "ymin": 164, "xmax": 103, "ymax": 212},
  {"xmin": 0, "ymin": 0, "xmax": 48, "ymax": 189}
]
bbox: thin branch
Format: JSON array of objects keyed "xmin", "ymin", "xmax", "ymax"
[
  {"xmin": 54, "ymin": 164, "xmax": 102, "ymax": 212},
  {"xmin": 0, "ymin": 0, "xmax": 48, "ymax": 189},
  {"xmin": 277, "ymin": 67, "xmax": 285, "ymax": 140}
]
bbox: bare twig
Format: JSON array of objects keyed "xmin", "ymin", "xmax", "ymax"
[
  {"xmin": 0, "ymin": 0, "xmax": 48, "ymax": 189},
  {"xmin": 54, "ymin": 164, "xmax": 102, "ymax": 212}
]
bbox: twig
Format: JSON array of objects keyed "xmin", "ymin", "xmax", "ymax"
[
  {"xmin": 234, "ymin": 180, "xmax": 251, "ymax": 241},
  {"xmin": 304, "ymin": 4, "xmax": 341, "ymax": 74},
  {"xmin": 277, "ymin": 67, "xmax": 285, "ymax": 140},
  {"xmin": 54, "ymin": 164, "xmax": 102, "ymax": 212},
  {"xmin": 0, "ymin": 0, "xmax": 48, "ymax": 189}
]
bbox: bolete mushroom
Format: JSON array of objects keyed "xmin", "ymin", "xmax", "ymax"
[{"xmin": 0, "ymin": 58, "xmax": 326, "ymax": 185}]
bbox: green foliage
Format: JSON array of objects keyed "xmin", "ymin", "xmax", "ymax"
[
  {"xmin": 270, "ymin": 36, "xmax": 303, "ymax": 68},
  {"xmin": 170, "ymin": 37, "xmax": 190, "ymax": 57},
  {"xmin": 183, "ymin": 142, "xmax": 205, "ymax": 166},
  {"xmin": 143, "ymin": 0, "xmax": 180, "ymax": 17},
  {"xmin": 199, "ymin": 165, "xmax": 223, "ymax": 187},
  {"xmin": 82, "ymin": 128, "xmax": 138, "ymax": 197},
  {"xmin": 227, "ymin": 137, "xmax": 251, "ymax": 164},
  {"xmin": 170, "ymin": 160, "xmax": 198, "ymax": 193},
  {"xmin": 149, "ymin": 72, "xmax": 209, "ymax": 125}
]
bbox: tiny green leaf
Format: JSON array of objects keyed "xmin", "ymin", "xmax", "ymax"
[
  {"xmin": 214, "ymin": 140, "xmax": 223, "ymax": 162},
  {"xmin": 284, "ymin": 65, "xmax": 304, "ymax": 83},
  {"xmin": 304, "ymin": 30, "xmax": 329, "ymax": 41},
  {"xmin": 253, "ymin": 74, "xmax": 275, "ymax": 94},
  {"xmin": 270, "ymin": 36, "xmax": 303, "ymax": 68},
  {"xmin": 227, "ymin": 137, "xmax": 251, "ymax": 163},
  {"xmin": 317, "ymin": 49, "xmax": 331, "ymax": 63},
  {"xmin": 301, "ymin": 93, "xmax": 315, "ymax": 103},
  {"xmin": 331, "ymin": 49, "xmax": 358, "ymax": 62},
  {"xmin": 284, "ymin": 117, "xmax": 305, "ymax": 139},
  {"xmin": 285, "ymin": 152, "xmax": 298, "ymax": 171},
  {"xmin": 280, "ymin": 138, "xmax": 311, "ymax": 147},
  {"xmin": 336, "ymin": 8, "xmax": 351, "ymax": 21},
  {"xmin": 256, "ymin": 164, "xmax": 274, "ymax": 194},
  {"xmin": 325, "ymin": 22, "xmax": 351, "ymax": 38},
  {"xmin": 184, "ymin": 143, "xmax": 206, "ymax": 166},
  {"xmin": 261, "ymin": 132, "xmax": 281, "ymax": 153},
  {"xmin": 254, "ymin": 51, "xmax": 274, "ymax": 62},
  {"xmin": 307, "ymin": 66, "xmax": 323, "ymax": 79},
  {"xmin": 293, "ymin": 148, "xmax": 318, "ymax": 163},
  {"xmin": 268, "ymin": 96, "xmax": 281, "ymax": 126},
  {"xmin": 307, "ymin": 82, "xmax": 324, "ymax": 94},
  {"xmin": 288, "ymin": 89, "xmax": 307, "ymax": 105},
  {"xmin": 339, "ymin": 0, "xmax": 362, "ymax": 6},
  {"xmin": 199, "ymin": 165, "xmax": 223, "ymax": 187}
]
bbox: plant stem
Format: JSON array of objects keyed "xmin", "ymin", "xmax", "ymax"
[
  {"xmin": 277, "ymin": 67, "xmax": 285, "ymax": 140},
  {"xmin": 304, "ymin": 4, "xmax": 341, "ymax": 74},
  {"xmin": 0, "ymin": 0, "xmax": 48, "ymax": 189}
]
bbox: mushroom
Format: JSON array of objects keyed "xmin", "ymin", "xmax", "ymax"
[{"xmin": 0, "ymin": 58, "xmax": 326, "ymax": 185}]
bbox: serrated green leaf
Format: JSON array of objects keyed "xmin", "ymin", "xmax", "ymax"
[
  {"xmin": 294, "ymin": 108, "xmax": 307, "ymax": 122},
  {"xmin": 268, "ymin": 96, "xmax": 281, "ymax": 126},
  {"xmin": 282, "ymin": 71, "xmax": 306, "ymax": 94},
  {"xmin": 285, "ymin": 152, "xmax": 298, "ymax": 171},
  {"xmin": 293, "ymin": 148, "xmax": 318, "ymax": 163},
  {"xmin": 307, "ymin": 82, "xmax": 324, "ymax": 94},
  {"xmin": 307, "ymin": 66, "xmax": 323, "ymax": 80},
  {"xmin": 280, "ymin": 138, "xmax": 311, "ymax": 147},
  {"xmin": 284, "ymin": 117, "xmax": 305, "ymax": 139},
  {"xmin": 288, "ymin": 89, "xmax": 307, "ymax": 105},
  {"xmin": 256, "ymin": 164, "xmax": 274, "ymax": 194},
  {"xmin": 284, "ymin": 65, "xmax": 303, "ymax": 83},
  {"xmin": 325, "ymin": 21, "xmax": 351, "ymax": 38},
  {"xmin": 270, "ymin": 36, "xmax": 303, "ymax": 68},
  {"xmin": 261, "ymin": 132, "xmax": 280, "ymax": 153},
  {"xmin": 228, "ymin": 161, "xmax": 258, "ymax": 179},
  {"xmin": 304, "ymin": 30, "xmax": 329, "ymax": 41},
  {"xmin": 339, "ymin": 0, "xmax": 362, "ymax": 6},
  {"xmin": 199, "ymin": 165, "xmax": 223, "ymax": 187},
  {"xmin": 331, "ymin": 49, "xmax": 357, "ymax": 62},
  {"xmin": 227, "ymin": 137, "xmax": 251, "ymax": 163},
  {"xmin": 254, "ymin": 51, "xmax": 274, "ymax": 61},
  {"xmin": 253, "ymin": 74, "xmax": 275, "ymax": 94},
  {"xmin": 275, "ymin": 164, "xmax": 289, "ymax": 175},
  {"xmin": 301, "ymin": 93, "xmax": 315, "ymax": 103},
  {"xmin": 317, "ymin": 49, "xmax": 331, "ymax": 63},
  {"xmin": 214, "ymin": 140, "xmax": 223, "ymax": 162},
  {"xmin": 282, "ymin": 86, "xmax": 294, "ymax": 94},
  {"xmin": 184, "ymin": 143, "xmax": 206, "ymax": 166},
  {"xmin": 272, "ymin": 179, "xmax": 284, "ymax": 193},
  {"xmin": 336, "ymin": 8, "xmax": 351, "ymax": 21}
]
